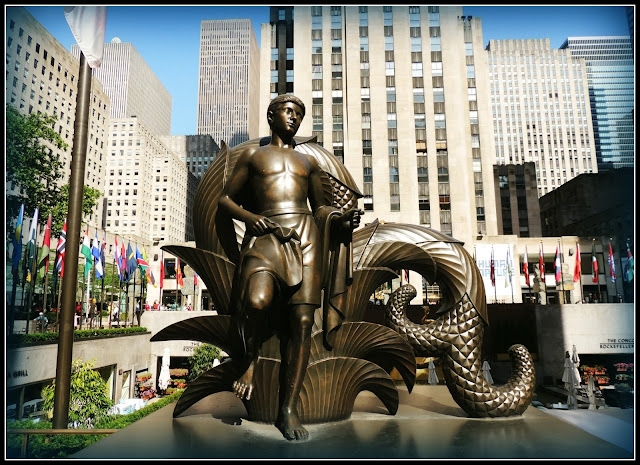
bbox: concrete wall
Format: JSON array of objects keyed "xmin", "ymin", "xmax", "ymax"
[{"xmin": 534, "ymin": 303, "xmax": 634, "ymax": 385}]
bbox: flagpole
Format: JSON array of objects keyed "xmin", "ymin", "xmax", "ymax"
[
  {"xmin": 132, "ymin": 242, "xmax": 137, "ymax": 327},
  {"xmin": 42, "ymin": 265, "xmax": 49, "ymax": 333},
  {"xmin": 56, "ymin": 270, "xmax": 63, "ymax": 331},
  {"xmin": 559, "ymin": 240, "xmax": 565, "ymax": 304},
  {"xmin": 577, "ymin": 242, "xmax": 584, "ymax": 304},
  {"xmin": 594, "ymin": 239, "xmax": 602, "ymax": 302},
  {"xmin": 610, "ymin": 240, "xmax": 620, "ymax": 301},
  {"xmin": 526, "ymin": 246, "xmax": 532, "ymax": 303},
  {"xmin": 109, "ymin": 257, "xmax": 115, "ymax": 328}
]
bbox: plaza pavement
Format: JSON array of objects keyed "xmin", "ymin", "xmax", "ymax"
[{"xmin": 71, "ymin": 384, "xmax": 634, "ymax": 460}]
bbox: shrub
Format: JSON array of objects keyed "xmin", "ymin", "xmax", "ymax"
[{"xmin": 187, "ymin": 344, "xmax": 221, "ymax": 382}]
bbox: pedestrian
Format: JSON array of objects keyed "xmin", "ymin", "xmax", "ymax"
[
  {"xmin": 153, "ymin": 300, "xmax": 159, "ymax": 310},
  {"xmin": 89, "ymin": 298, "xmax": 97, "ymax": 328},
  {"xmin": 135, "ymin": 301, "xmax": 142, "ymax": 326},
  {"xmin": 34, "ymin": 312, "xmax": 48, "ymax": 332}
]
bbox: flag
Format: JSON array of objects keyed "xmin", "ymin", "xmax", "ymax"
[
  {"xmin": 100, "ymin": 231, "xmax": 106, "ymax": 278},
  {"xmin": 608, "ymin": 242, "xmax": 616, "ymax": 283},
  {"xmin": 64, "ymin": 6, "xmax": 107, "ymax": 68},
  {"xmin": 194, "ymin": 272, "xmax": 198, "ymax": 287},
  {"xmin": 490, "ymin": 247, "xmax": 495, "ymax": 287},
  {"xmin": 142, "ymin": 248, "xmax": 156, "ymax": 286},
  {"xmin": 554, "ymin": 245, "xmax": 561, "ymax": 283},
  {"xmin": 55, "ymin": 218, "xmax": 67, "ymax": 277},
  {"xmin": 404, "ymin": 269, "xmax": 410, "ymax": 283},
  {"xmin": 12, "ymin": 204, "xmax": 25, "ymax": 272},
  {"xmin": 126, "ymin": 242, "xmax": 137, "ymax": 281},
  {"xmin": 176, "ymin": 258, "xmax": 184, "ymax": 287},
  {"xmin": 591, "ymin": 243, "xmax": 598, "ymax": 284},
  {"xmin": 573, "ymin": 243, "xmax": 581, "ymax": 283},
  {"xmin": 506, "ymin": 248, "xmax": 513, "ymax": 288},
  {"xmin": 120, "ymin": 240, "xmax": 128, "ymax": 281},
  {"xmin": 624, "ymin": 242, "xmax": 634, "ymax": 282},
  {"xmin": 25, "ymin": 207, "xmax": 40, "ymax": 282},
  {"xmin": 81, "ymin": 226, "xmax": 92, "ymax": 278},
  {"xmin": 114, "ymin": 236, "xmax": 122, "ymax": 281},
  {"xmin": 92, "ymin": 229, "xmax": 103, "ymax": 279},
  {"xmin": 37, "ymin": 213, "xmax": 52, "ymax": 281},
  {"xmin": 539, "ymin": 243, "xmax": 545, "ymax": 283},
  {"xmin": 523, "ymin": 246, "xmax": 530, "ymax": 287},
  {"xmin": 160, "ymin": 250, "xmax": 165, "ymax": 290},
  {"xmin": 136, "ymin": 246, "xmax": 150, "ymax": 271}
]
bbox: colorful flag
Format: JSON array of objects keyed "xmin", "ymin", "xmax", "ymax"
[
  {"xmin": 120, "ymin": 240, "xmax": 128, "ymax": 281},
  {"xmin": 142, "ymin": 248, "xmax": 156, "ymax": 286},
  {"xmin": 12, "ymin": 204, "xmax": 25, "ymax": 272},
  {"xmin": 624, "ymin": 242, "xmax": 634, "ymax": 282},
  {"xmin": 37, "ymin": 213, "xmax": 52, "ymax": 282},
  {"xmin": 25, "ymin": 207, "xmax": 40, "ymax": 282},
  {"xmin": 126, "ymin": 242, "xmax": 137, "ymax": 280},
  {"xmin": 81, "ymin": 226, "xmax": 92, "ymax": 278},
  {"xmin": 114, "ymin": 236, "xmax": 122, "ymax": 281},
  {"xmin": 554, "ymin": 245, "xmax": 561, "ymax": 283},
  {"xmin": 591, "ymin": 243, "xmax": 598, "ymax": 284},
  {"xmin": 92, "ymin": 229, "xmax": 103, "ymax": 279},
  {"xmin": 539, "ymin": 243, "xmax": 545, "ymax": 283},
  {"xmin": 608, "ymin": 242, "xmax": 616, "ymax": 283},
  {"xmin": 55, "ymin": 218, "xmax": 67, "ymax": 277},
  {"xmin": 573, "ymin": 243, "xmax": 581, "ymax": 283},
  {"xmin": 64, "ymin": 6, "xmax": 107, "ymax": 68},
  {"xmin": 136, "ymin": 246, "xmax": 150, "ymax": 271},
  {"xmin": 490, "ymin": 247, "xmax": 495, "ymax": 287},
  {"xmin": 194, "ymin": 272, "xmax": 198, "ymax": 287},
  {"xmin": 404, "ymin": 269, "xmax": 410, "ymax": 283},
  {"xmin": 160, "ymin": 250, "xmax": 165, "ymax": 290},
  {"xmin": 523, "ymin": 246, "xmax": 530, "ymax": 287},
  {"xmin": 100, "ymin": 231, "xmax": 106, "ymax": 277},
  {"xmin": 176, "ymin": 258, "xmax": 184, "ymax": 288}
]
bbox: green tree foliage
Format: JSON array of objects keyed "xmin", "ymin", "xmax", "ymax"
[
  {"xmin": 187, "ymin": 344, "xmax": 221, "ymax": 382},
  {"xmin": 50, "ymin": 184, "xmax": 102, "ymax": 237},
  {"xmin": 41, "ymin": 358, "xmax": 114, "ymax": 428},
  {"xmin": 6, "ymin": 105, "xmax": 67, "ymax": 238}
]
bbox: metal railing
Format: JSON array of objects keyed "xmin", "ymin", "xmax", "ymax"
[{"xmin": 7, "ymin": 428, "xmax": 119, "ymax": 459}]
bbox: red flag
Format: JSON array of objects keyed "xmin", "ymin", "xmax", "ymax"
[
  {"xmin": 539, "ymin": 243, "xmax": 545, "ymax": 283},
  {"xmin": 523, "ymin": 246, "xmax": 530, "ymax": 287},
  {"xmin": 490, "ymin": 247, "xmax": 496, "ymax": 287},
  {"xmin": 39, "ymin": 213, "xmax": 52, "ymax": 275},
  {"xmin": 591, "ymin": 243, "xmax": 598, "ymax": 284},
  {"xmin": 160, "ymin": 250, "xmax": 165, "ymax": 289},
  {"xmin": 404, "ymin": 269, "xmax": 410, "ymax": 283},
  {"xmin": 608, "ymin": 242, "xmax": 616, "ymax": 283},
  {"xmin": 176, "ymin": 258, "xmax": 184, "ymax": 287},
  {"xmin": 573, "ymin": 243, "xmax": 581, "ymax": 282}
]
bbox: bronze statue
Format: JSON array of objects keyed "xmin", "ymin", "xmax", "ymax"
[
  {"xmin": 215, "ymin": 94, "xmax": 361, "ymax": 440},
  {"xmin": 152, "ymin": 95, "xmax": 534, "ymax": 441}
]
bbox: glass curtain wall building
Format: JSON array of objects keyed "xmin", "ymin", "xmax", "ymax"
[{"xmin": 560, "ymin": 36, "xmax": 634, "ymax": 170}]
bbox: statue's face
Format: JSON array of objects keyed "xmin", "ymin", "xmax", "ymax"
[{"xmin": 269, "ymin": 102, "xmax": 303, "ymax": 137}]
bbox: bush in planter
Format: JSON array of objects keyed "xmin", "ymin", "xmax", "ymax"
[{"xmin": 186, "ymin": 343, "xmax": 221, "ymax": 383}]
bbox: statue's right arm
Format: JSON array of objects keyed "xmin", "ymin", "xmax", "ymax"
[{"xmin": 218, "ymin": 148, "xmax": 271, "ymax": 237}]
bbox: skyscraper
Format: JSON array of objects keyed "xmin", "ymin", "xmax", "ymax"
[
  {"xmin": 160, "ymin": 135, "xmax": 219, "ymax": 179},
  {"xmin": 6, "ymin": 7, "xmax": 110, "ymax": 225},
  {"xmin": 560, "ymin": 36, "xmax": 634, "ymax": 170},
  {"xmin": 487, "ymin": 39, "xmax": 598, "ymax": 196},
  {"xmin": 197, "ymin": 19, "xmax": 260, "ymax": 147},
  {"xmin": 261, "ymin": 6, "xmax": 499, "ymax": 248},
  {"xmin": 72, "ymin": 40, "xmax": 173, "ymax": 137}
]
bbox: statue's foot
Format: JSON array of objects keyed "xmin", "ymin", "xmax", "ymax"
[
  {"xmin": 232, "ymin": 361, "xmax": 255, "ymax": 400},
  {"xmin": 276, "ymin": 411, "xmax": 309, "ymax": 441}
]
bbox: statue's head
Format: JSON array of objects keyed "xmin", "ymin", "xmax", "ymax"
[{"xmin": 267, "ymin": 94, "xmax": 305, "ymax": 126}]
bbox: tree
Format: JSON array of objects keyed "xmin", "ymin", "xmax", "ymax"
[
  {"xmin": 41, "ymin": 358, "xmax": 114, "ymax": 428},
  {"xmin": 6, "ymin": 105, "xmax": 67, "ymax": 239},
  {"xmin": 50, "ymin": 184, "xmax": 102, "ymax": 237},
  {"xmin": 187, "ymin": 344, "xmax": 221, "ymax": 383}
]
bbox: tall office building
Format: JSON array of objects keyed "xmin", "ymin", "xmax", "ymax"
[
  {"xmin": 6, "ymin": 7, "xmax": 110, "ymax": 225},
  {"xmin": 493, "ymin": 162, "xmax": 542, "ymax": 237},
  {"xmin": 104, "ymin": 118, "xmax": 190, "ymax": 244},
  {"xmin": 487, "ymin": 39, "xmax": 598, "ymax": 197},
  {"xmin": 160, "ymin": 135, "xmax": 219, "ymax": 179},
  {"xmin": 560, "ymin": 36, "xmax": 634, "ymax": 170},
  {"xmin": 197, "ymin": 19, "xmax": 260, "ymax": 147},
  {"xmin": 261, "ymin": 6, "xmax": 499, "ymax": 248},
  {"xmin": 72, "ymin": 40, "xmax": 172, "ymax": 137}
]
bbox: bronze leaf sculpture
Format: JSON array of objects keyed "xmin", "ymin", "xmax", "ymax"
[{"xmin": 152, "ymin": 94, "xmax": 534, "ymax": 441}]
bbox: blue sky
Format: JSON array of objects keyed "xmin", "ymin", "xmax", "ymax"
[{"xmin": 22, "ymin": 5, "xmax": 630, "ymax": 136}]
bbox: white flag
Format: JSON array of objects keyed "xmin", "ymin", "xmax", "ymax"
[{"xmin": 64, "ymin": 6, "xmax": 107, "ymax": 68}]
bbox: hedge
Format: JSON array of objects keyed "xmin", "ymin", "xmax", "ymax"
[
  {"xmin": 8, "ymin": 326, "xmax": 148, "ymax": 346},
  {"xmin": 6, "ymin": 390, "xmax": 183, "ymax": 459}
]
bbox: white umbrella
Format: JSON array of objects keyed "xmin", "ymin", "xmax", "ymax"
[
  {"xmin": 482, "ymin": 360, "xmax": 494, "ymax": 385},
  {"xmin": 586, "ymin": 374, "xmax": 597, "ymax": 410},
  {"xmin": 571, "ymin": 345, "xmax": 582, "ymax": 387},
  {"xmin": 427, "ymin": 359, "xmax": 439, "ymax": 385},
  {"xmin": 158, "ymin": 347, "xmax": 171, "ymax": 391}
]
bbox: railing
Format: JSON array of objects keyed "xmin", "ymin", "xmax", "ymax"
[{"xmin": 7, "ymin": 428, "xmax": 119, "ymax": 459}]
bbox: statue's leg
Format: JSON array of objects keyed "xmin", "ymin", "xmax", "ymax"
[
  {"xmin": 232, "ymin": 271, "xmax": 275, "ymax": 400},
  {"xmin": 276, "ymin": 304, "xmax": 315, "ymax": 441}
]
